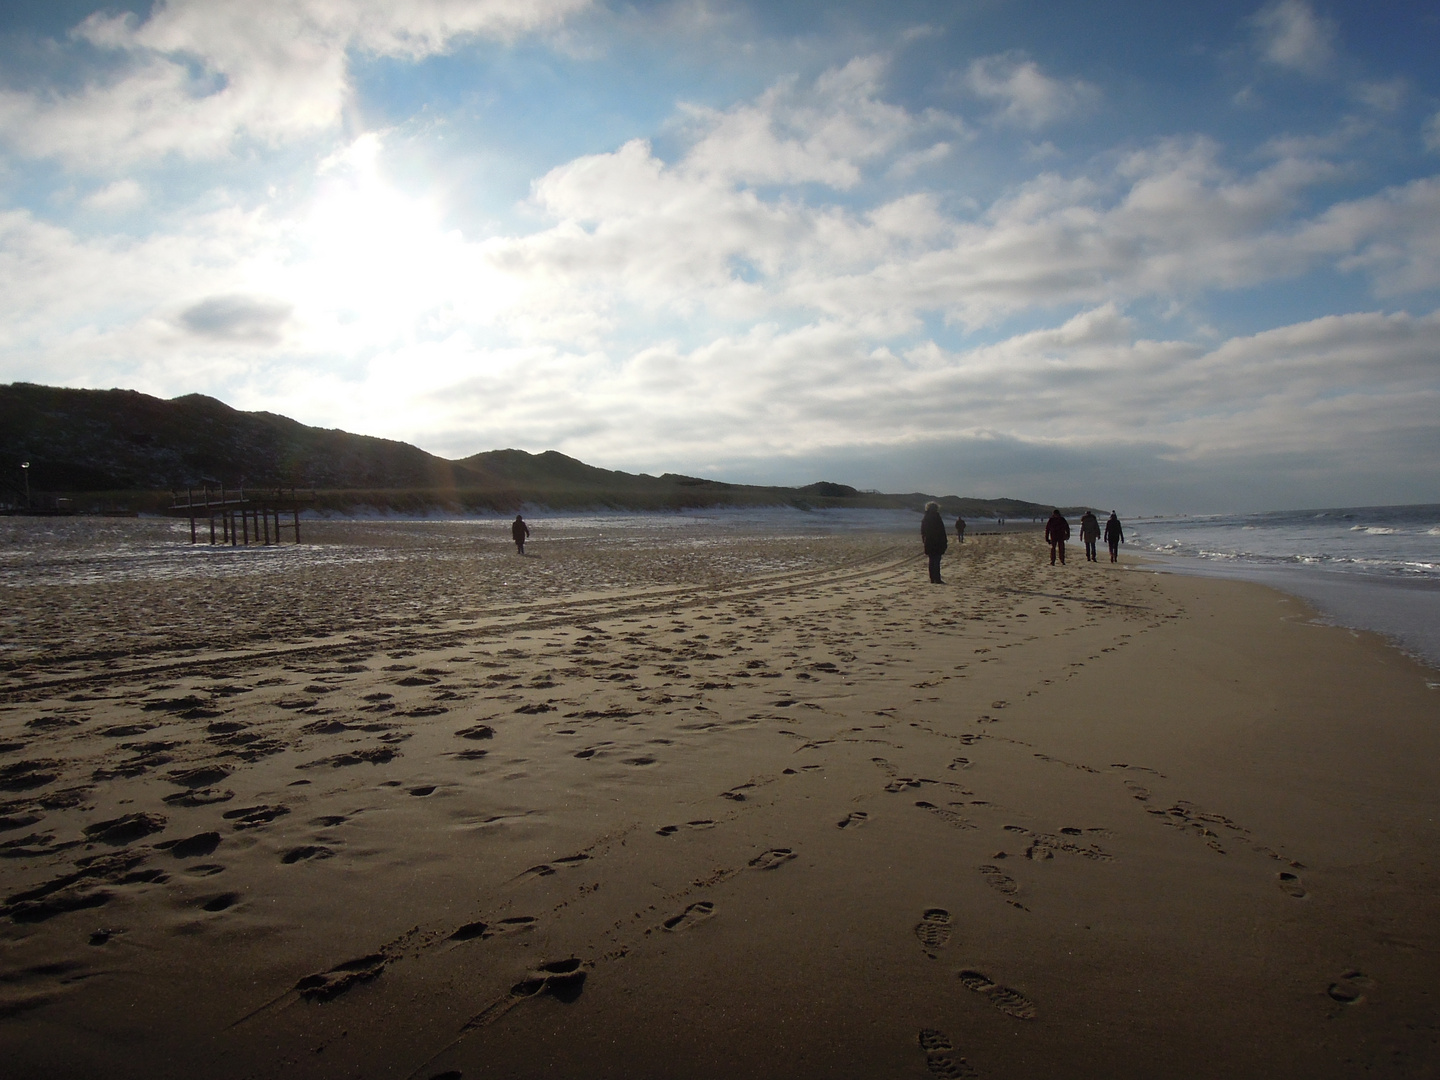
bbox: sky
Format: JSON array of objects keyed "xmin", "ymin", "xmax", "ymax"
[{"xmin": 1, "ymin": 0, "xmax": 1438, "ymax": 513}]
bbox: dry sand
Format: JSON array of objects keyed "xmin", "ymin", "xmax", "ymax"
[{"xmin": 1, "ymin": 518, "xmax": 1438, "ymax": 1079}]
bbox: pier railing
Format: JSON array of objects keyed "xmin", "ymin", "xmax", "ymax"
[{"xmin": 169, "ymin": 484, "xmax": 315, "ymax": 545}]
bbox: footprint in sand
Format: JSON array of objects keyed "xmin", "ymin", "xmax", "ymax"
[
  {"xmin": 508, "ymin": 958, "xmax": 587, "ymax": 1004},
  {"xmin": 914, "ymin": 908, "xmax": 952, "ymax": 958},
  {"xmin": 1277, "ymin": 871, "xmax": 1307, "ymax": 898},
  {"xmin": 519, "ymin": 854, "xmax": 591, "ymax": 878},
  {"xmin": 979, "ymin": 864, "xmax": 1020, "ymax": 896},
  {"xmin": 656, "ymin": 820, "xmax": 716, "ymax": 836},
  {"xmin": 83, "ymin": 813, "xmax": 167, "ymax": 845},
  {"xmin": 958, "ymin": 969, "xmax": 1038, "ymax": 1020},
  {"xmin": 748, "ymin": 848, "xmax": 796, "ymax": 871},
  {"xmin": 156, "ymin": 831, "xmax": 220, "ymax": 859},
  {"xmin": 1326, "ymin": 970, "xmax": 1376, "ymax": 1005},
  {"xmin": 836, "ymin": 811, "xmax": 868, "ymax": 829},
  {"xmin": 222, "ymin": 804, "xmax": 290, "ymax": 830},
  {"xmin": 294, "ymin": 953, "xmax": 388, "ymax": 1001},
  {"xmin": 451, "ymin": 914, "xmax": 538, "ymax": 942},
  {"xmin": 916, "ymin": 802, "xmax": 976, "ymax": 830},
  {"xmin": 281, "ymin": 845, "xmax": 335, "ymax": 864},
  {"xmin": 662, "ymin": 901, "xmax": 716, "ymax": 932},
  {"xmin": 917, "ymin": 1028, "xmax": 977, "ymax": 1078}
]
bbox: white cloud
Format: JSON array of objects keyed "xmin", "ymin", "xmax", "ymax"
[
  {"xmin": 1353, "ymin": 79, "xmax": 1404, "ymax": 112},
  {"xmin": 329, "ymin": 306, "xmax": 1440, "ymax": 493},
  {"xmin": 1299, "ymin": 176, "xmax": 1440, "ymax": 294},
  {"xmin": 1, "ymin": 50, "xmax": 1438, "ymax": 510},
  {"xmin": 0, "ymin": 0, "xmax": 590, "ymax": 168},
  {"xmin": 82, "ymin": 179, "xmax": 146, "ymax": 211},
  {"xmin": 1424, "ymin": 111, "xmax": 1440, "ymax": 154},
  {"xmin": 1251, "ymin": 0, "xmax": 1336, "ymax": 76},
  {"xmin": 679, "ymin": 56, "xmax": 920, "ymax": 189},
  {"xmin": 963, "ymin": 53, "xmax": 1100, "ymax": 129},
  {"xmin": 888, "ymin": 142, "xmax": 953, "ymax": 179}
]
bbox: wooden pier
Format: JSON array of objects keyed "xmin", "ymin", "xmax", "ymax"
[{"xmin": 170, "ymin": 484, "xmax": 313, "ymax": 545}]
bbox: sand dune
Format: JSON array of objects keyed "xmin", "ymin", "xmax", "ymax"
[{"xmin": 1, "ymin": 518, "xmax": 1437, "ymax": 1079}]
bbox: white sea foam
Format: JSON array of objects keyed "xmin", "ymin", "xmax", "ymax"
[{"xmin": 1132, "ymin": 504, "xmax": 1440, "ymax": 670}]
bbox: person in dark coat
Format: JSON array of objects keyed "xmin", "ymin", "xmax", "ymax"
[
  {"xmin": 1044, "ymin": 509, "xmax": 1070, "ymax": 566},
  {"xmin": 955, "ymin": 516, "xmax": 966, "ymax": 543},
  {"xmin": 920, "ymin": 502, "xmax": 948, "ymax": 583},
  {"xmin": 511, "ymin": 514, "xmax": 530, "ymax": 555},
  {"xmin": 1079, "ymin": 510, "xmax": 1101, "ymax": 562},
  {"xmin": 1104, "ymin": 511, "xmax": 1125, "ymax": 563}
]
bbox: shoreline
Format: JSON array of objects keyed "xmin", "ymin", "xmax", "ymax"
[
  {"xmin": 1137, "ymin": 549, "xmax": 1440, "ymax": 674},
  {"xmin": 1, "ymin": 527, "xmax": 1437, "ymax": 1078}
]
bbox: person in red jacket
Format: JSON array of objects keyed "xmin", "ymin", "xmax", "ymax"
[{"xmin": 1044, "ymin": 509, "xmax": 1070, "ymax": 566}]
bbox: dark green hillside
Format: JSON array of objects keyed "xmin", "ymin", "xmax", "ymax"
[
  {"xmin": 0, "ymin": 382, "xmax": 476, "ymax": 492},
  {"xmin": 0, "ymin": 382, "xmax": 1059, "ymax": 518}
]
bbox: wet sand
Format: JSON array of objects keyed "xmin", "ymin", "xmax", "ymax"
[{"xmin": 1, "ymin": 518, "xmax": 1438, "ymax": 1079}]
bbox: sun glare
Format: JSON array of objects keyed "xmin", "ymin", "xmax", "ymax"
[{"xmin": 288, "ymin": 135, "xmax": 498, "ymax": 350}]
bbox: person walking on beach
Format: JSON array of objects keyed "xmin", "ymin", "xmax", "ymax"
[
  {"xmin": 921, "ymin": 501, "xmax": 948, "ymax": 584},
  {"xmin": 511, "ymin": 513, "xmax": 530, "ymax": 555},
  {"xmin": 955, "ymin": 516, "xmax": 966, "ymax": 543},
  {"xmin": 1079, "ymin": 510, "xmax": 1101, "ymax": 562},
  {"xmin": 1104, "ymin": 511, "xmax": 1125, "ymax": 563},
  {"xmin": 1044, "ymin": 509, "xmax": 1070, "ymax": 566}
]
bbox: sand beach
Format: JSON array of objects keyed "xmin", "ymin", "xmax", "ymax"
[{"xmin": 1, "ymin": 515, "xmax": 1437, "ymax": 1079}]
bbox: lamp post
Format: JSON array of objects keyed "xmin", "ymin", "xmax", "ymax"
[{"xmin": 20, "ymin": 461, "xmax": 29, "ymax": 511}]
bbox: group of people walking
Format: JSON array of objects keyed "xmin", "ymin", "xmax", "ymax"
[
  {"xmin": 920, "ymin": 502, "xmax": 1124, "ymax": 581},
  {"xmin": 1046, "ymin": 508, "xmax": 1124, "ymax": 565}
]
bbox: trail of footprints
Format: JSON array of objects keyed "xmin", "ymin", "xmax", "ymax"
[{"xmin": 2, "ymin": 540, "xmax": 1333, "ymax": 1071}]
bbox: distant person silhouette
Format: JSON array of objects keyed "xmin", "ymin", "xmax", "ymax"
[
  {"xmin": 1079, "ymin": 510, "xmax": 1101, "ymax": 562},
  {"xmin": 921, "ymin": 502, "xmax": 948, "ymax": 584},
  {"xmin": 955, "ymin": 516, "xmax": 966, "ymax": 544},
  {"xmin": 1104, "ymin": 511, "xmax": 1125, "ymax": 563},
  {"xmin": 511, "ymin": 514, "xmax": 530, "ymax": 555},
  {"xmin": 1044, "ymin": 509, "xmax": 1070, "ymax": 566}
]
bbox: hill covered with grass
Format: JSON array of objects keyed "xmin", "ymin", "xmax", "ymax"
[{"xmin": 1, "ymin": 383, "xmax": 1055, "ymax": 518}]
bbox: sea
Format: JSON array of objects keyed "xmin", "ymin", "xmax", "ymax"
[{"xmin": 1127, "ymin": 504, "xmax": 1440, "ymax": 674}]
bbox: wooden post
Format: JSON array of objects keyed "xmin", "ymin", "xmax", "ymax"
[
  {"xmin": 263, "ymin": 506, "xmax": 270, "ymax": 544},
  {"xmin": 188, "ymin": 487, "xmax": 197, "ymax": 544},
  {"xmin": 293, "ymin": 506, "xmax": 300, "ymax": 544},
  {"xmin": 209, "ymin": 510, "xmax": 216, "ymax": 545},
  {"xmin": 242, "ymin": 510, "xmax": 249, "ymax": 545}
]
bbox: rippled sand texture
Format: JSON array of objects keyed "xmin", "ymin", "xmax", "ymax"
[{"xmin": 2, "ymin": 518, "xmax": 1438, "ymax": 1079}]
